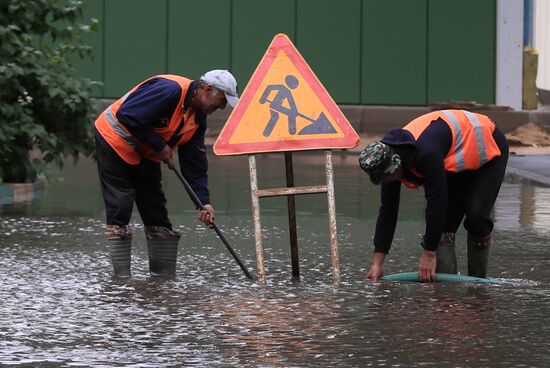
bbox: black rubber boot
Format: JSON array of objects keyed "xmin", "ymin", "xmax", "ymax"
[
  {"xmin": 109, "ymin": 238, "xmax": 132, "ymax": 277},
  {"xmin": 107, "ymin": 225, "xmax": 132, "ymax": 277},
  {"xmin": 436, "ymin": 232, "xmax": 457, "ymax": 274},
  {"xmin": 467, "ymin": 233, "xmax": 491, "ymax": 278},
  {"xmin": 145, "ymin": 226, "xmax": 181, "ymax": 277}
]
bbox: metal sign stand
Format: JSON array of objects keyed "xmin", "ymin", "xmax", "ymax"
[{"xmin": 248, "ymin": 150, "xmax": 340, "ymax": 284}]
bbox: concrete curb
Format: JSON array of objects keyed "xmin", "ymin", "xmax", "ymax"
[
  {"xmin": 0, "ymin": 178, "xmax": 47, "ymax": 205},
  {"xmin": 505, "ymin": 167, "xmax": 550, "ymax": 187},
  {"xmin": 205, "ymin": 104, "xmax": 550, "ymax": 137},
  {"xmin": 98, "ymin": 99, "xmax": 550, "ymax": 137}
]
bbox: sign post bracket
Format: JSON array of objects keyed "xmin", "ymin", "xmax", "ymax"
[{"xmin": 249, "ymin": 150, "xmax": 340, "ymax": 284}]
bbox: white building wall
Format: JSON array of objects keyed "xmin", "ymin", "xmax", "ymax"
[
  {"xmin": 496, "ymin": 0, "xmax": 523, "ymax": 110},
  {"xmin": 535, "ymin": 0, "xmax": 550, "ymax": 91}
]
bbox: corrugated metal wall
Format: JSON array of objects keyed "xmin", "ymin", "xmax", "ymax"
[{"xmin": 74, "ymin": 0, "xmax": 496, "ymax": 105}]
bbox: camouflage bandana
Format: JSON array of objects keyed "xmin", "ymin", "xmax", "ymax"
[{"xmin": 358, "ymin": 142, "xmax": 402, "ymax": 184}]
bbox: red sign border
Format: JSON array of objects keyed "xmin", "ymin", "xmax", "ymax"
[{"xmin": 213, "ymin": 33, "xmax": 359, "ymax": 156}]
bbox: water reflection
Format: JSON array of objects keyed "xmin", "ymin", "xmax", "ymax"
[
  {"xmin": 494, "ymin": 180, "xmax": 550, "ymax": 235},
  {"xmin": 0, "ymin": 154, "xmax": 549, "ymax": 366},
  {"xmin": 379, "ymin": 285, "xmax": 497, "ymax": 366}
]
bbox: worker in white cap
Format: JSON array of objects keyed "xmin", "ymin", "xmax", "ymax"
[{"xmin": 94, "ymin": 70, "xmax": 239, "ymax": 278}]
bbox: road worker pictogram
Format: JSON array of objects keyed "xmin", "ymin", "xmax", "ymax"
[
  {"xmin": 214, "ymin": 33, "xmax": 359, "ymax": 156},
  {"xmin": 260, "ymin": 74, "xmax": 337, "ymax": 137}
]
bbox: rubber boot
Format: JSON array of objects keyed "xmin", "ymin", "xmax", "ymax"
[
  {"xmin": 107, "ymin": 225, "xmax": 132, "ymax": 277},
  {"xmin": 467, "ymin": 233, "xmax": 491, "ymax": 278},
  {"xmin": 436, "ymin": 232, "xmax": 457, "ymax": 274},
  {"xmin": 145, "ymin": 226, "xmax": 181, "ymax": 277}
]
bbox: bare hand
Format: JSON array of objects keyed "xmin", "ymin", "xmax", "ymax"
[
  {"xmin": 197, "ymin": 204, "xmax": 215, "ymax": 227},
  {"xmin": 418, "ymin": 250, "xmax": 436, "ymax": 282},
  {"xmin": 366, "ymin": 252, "xmax": 386, "ymax": 281},
  {"xmin": 156, "ymin": 145, "xmax": 174, "ymax": 169},
  {"xmin": 366, "ymin": 264, "xmax": 384, "ymax": 281}
]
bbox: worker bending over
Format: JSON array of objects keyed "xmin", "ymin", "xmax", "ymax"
[
  {"xmin": 359, "ymin": 110, "xmax": 508, "ymax": 282},
  {"xmin": 94, "ymin": 70, "xmax": 239, "ymax": 277}
]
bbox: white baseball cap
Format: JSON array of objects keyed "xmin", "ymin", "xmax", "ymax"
[{"xmin": 200, "ymin": 69, "xmax": 239, "ymax": 107}]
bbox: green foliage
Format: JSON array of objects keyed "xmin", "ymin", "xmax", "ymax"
[{"xmin": 0, "ymin": 0, "xmax": 99, "ymax": 183}]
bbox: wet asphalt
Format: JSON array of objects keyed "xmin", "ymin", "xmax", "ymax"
[{"xmin": 507, "ymin": 154, "xmax": 550, "ymax": 186}]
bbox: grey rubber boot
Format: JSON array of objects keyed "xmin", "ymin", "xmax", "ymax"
[
  {"xmin": 436, "ymin": 232, "xmax": 457, "ymax": 274},
  {"xmin": 467, "ymin": 233, "xmax": 491, "ymax": 278},
  {"xmin": 107, "ymin": 225, "xmax": 132, "ymax": 277},
  {"xmin": 145, "ymin": 226, "xmax": 181, "ymax": 277}
]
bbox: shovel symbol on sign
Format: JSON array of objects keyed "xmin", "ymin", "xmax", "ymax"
[
  {"xmin": 259, "ymin": 74, "xmax": 337, "ymax": 137},
  {"xmin": 296, "ymin": 111, "xmax": 336, "ymax": 135}
]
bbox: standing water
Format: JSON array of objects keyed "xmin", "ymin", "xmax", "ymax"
[{"xmin": 0, "ymin": 152, "xmax": 549, "ymax": 367}]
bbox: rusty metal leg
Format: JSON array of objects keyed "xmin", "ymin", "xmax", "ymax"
[
  {"xmin": 325, "ymin": 150, "xmax": 340, "ymax": 282},
  {"xmin": 285, "ymin": 152, "xmax": 300, "ymax": 279},
  {"xmin": 249, "ymin": 155, "xmax": 265, "ymax": 283}
]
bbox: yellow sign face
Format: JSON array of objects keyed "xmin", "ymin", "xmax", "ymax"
[
  {"xmin": 229, "ymin": 50, "xmax": 344, "ymax": 144},
  {"xmin": 214, "ymin": 34, "xmax": 359, "ymax": 155}
]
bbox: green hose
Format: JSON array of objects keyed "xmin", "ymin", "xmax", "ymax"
[{"xmin": 382, "ymin": 272, "xmax": 511, "ymax": 284}]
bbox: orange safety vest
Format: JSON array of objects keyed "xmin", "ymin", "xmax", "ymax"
[
  {"xmin": 404, "ymin": 109, "xmax": 501, "ymax": 173},
  {"xmin": 95, "ymin": 75, "xmax": 200, "ymax": 165},
  {"xmin": 399, "ymin": 110, "xmax": 502, "ymax": 189}
]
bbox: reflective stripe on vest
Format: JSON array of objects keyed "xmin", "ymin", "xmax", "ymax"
[
  {"xmin": 440, "ymin": 110, "xmax": 465, "ymax": 171},
  {"xmin": 463, "ymin": 110, "xmax": 488, "ymax": 164},
  {"xmin": 95, "ymin": 76, "xmax": 197, "ymax": 165},
  {"xmin": 103, "ymin": 105, "xmax": 139, "ymax": 153},
  {"xmin": 403, "ymin": 109, "xmax": 501, "ymax": 174},
  {"xmin": 441, "ymin": 110, "xmax": 489, "ymax": 171}
]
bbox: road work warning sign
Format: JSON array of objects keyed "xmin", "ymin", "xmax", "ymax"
[{"xmin": 213, "ymin": 33, "xmax": 360, "ymax": 155}]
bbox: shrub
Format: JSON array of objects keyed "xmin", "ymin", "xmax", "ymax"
[{"xmin": 0, "ymin": 0, "xmax": 99, "ymax": 183}]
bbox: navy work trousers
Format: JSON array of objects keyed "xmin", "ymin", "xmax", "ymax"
[
  {"xmin": 443, "ymin": 128, "xmax": 509, "ymax": 236},
  {"xmin": 95, "ymin": 129, "xmax": 172, "ymax": 228}
]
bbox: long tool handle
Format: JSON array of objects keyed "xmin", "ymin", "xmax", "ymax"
[{"xmin": 171, "ymin": 167, "xmax": 254, "ymax": 279}]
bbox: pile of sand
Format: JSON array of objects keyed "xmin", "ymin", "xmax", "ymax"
[{"xmin": 505, "ymin": 122, "xmax": 550, "ymax": 147}]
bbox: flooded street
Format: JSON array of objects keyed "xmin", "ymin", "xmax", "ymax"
[{"xmin": 1, "ymin": 152, "xmax": 549, "ymax": 366}]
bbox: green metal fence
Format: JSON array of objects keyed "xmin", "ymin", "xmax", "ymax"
[{"xmin": 74, "ymin": 0, "xmax": 495, "ymax": 105}]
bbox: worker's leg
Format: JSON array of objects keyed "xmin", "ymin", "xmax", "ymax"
[
  {"xmin": 466, "ymin": 233, "xmax": 492, "ymax": 278},
  {"xmin": 436, "ymin": 232, "xmax": 458, "ymax": 274},
  {"xmin": 95, "ymin": 131, "xmax": 138, "ymax": 277},
  {"xmin": 464, "ymin": 130, "xmax": 509, "ymax": 277},
  {"xmin": 96, "ymin": 133, "xmax": 136, "ymax": 227},
  {"xmin": 106, "ymin": 225, "xmax": 133, "ymax": 277},
  {"xmin": 436, "ymin": 172, "xmax": 468, "ymax": 274},
  {"xmin": 134, "ymin": 159, "xmax": 171, "ymax": 228},
  {"xmin": 134, "ymin": 159, "xmax": 180, "ymax": 277},
  {"xmin": 144, "ymin": 226, "xmax": 181, "ymax": 277},
  {"xmin": 464, "ymin": 173, "xmax": 495, "ymax": 279}
]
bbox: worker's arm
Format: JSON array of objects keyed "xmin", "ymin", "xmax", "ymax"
[
  {"xmin": 178, "ymin": 121, "xmax": 215, "ymax": 226},
  {"xmin": 373, "ymin": 181, "xmax": 401, "ymax": 254},
  {"xmin": 178, "ymin": 120, "xmax": 210, "ymax": 206},
  {"xmin": 366, "ymin": 181, "xmax": 401, "ymax": 281},
  {"xmin": 415, "ymin": 120, "xmax": 453, "ymax": 251},
  {"xmin": 414, "ymin": 156, "xmax": 447, "ymax": 282},
  {"xmin": 417, "ymin": 151, "xmax": 448, "ymax": 252}
]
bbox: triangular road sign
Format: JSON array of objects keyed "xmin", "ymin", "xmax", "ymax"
[{"xmin": 214, "ymin": 33, "xmax": 360, "ymax": 156}]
